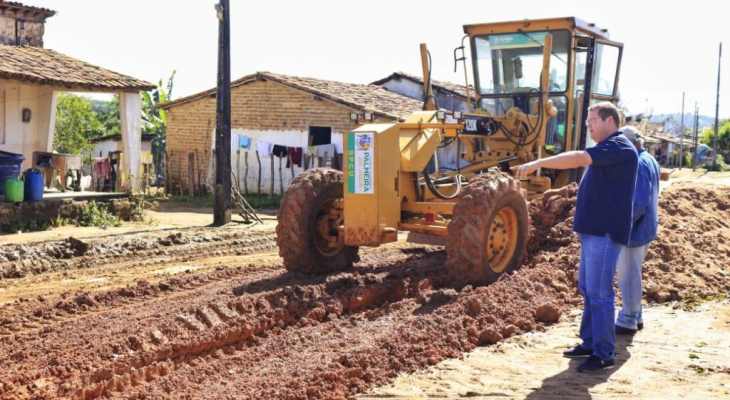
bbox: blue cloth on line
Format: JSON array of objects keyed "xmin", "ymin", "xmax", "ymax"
[{"xmin": 239, "ymin": 135, "xmax": 251, "ymax": 149}]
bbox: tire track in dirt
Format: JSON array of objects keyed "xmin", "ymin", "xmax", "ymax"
[
  {"xmin": 0, "ymin": 247, "xmax": 441, "ymax": 399},
  {"xmin": 0, "ymin": 264, "xmax": 282, "ymax": 338},
  {"xmin": 0, "ymin": 228, "xmax": 277, "ymax": 280}
]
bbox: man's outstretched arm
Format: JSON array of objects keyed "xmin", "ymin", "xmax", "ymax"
[{"xmin": 511, "ymin": 151, "xmax": 593, "ymax": 179}]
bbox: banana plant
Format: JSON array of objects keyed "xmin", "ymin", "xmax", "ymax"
[{"xmin": 142, "ymin": 71, "xmax": 176, "ymax": 184}]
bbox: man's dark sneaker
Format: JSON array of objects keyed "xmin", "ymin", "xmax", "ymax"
[
  {"xmin": 577, "ymin": 355, "xmax": 615, "ymax": 372},
  {"xmin": 615, "ymin": 325, "xmax": 638, "ymax": 335},
  {"xmin": 563, "ymin": 345, "xmax": 593, "ymax": 358},
  {"xmin": 638, "ymin": 323, "xmax": 644, "ymax": 330}
]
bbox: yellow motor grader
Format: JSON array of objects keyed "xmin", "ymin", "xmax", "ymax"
[{"xmin": 276, "ymin": 17, "xmax": 624, "ymax": 285}]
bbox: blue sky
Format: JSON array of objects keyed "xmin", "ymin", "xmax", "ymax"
[{"xmin": 33, "ymin": 0, "xmax": 730, "ymax": 119}]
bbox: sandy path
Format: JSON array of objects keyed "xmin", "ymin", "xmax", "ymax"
[{"xmin": 360, "ymin": 301, "xmax": 730, "ymax": 399}]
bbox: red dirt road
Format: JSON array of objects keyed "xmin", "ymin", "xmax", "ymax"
[{"xmin": 0, "ymin": 181, "xmax": 727, "ymax": 399}]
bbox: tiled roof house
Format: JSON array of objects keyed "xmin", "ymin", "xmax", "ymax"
[
  {"xmin": 157, "ymin": 72, "xmax": 424, "ymax": 195},
  {"xmin": 0, "ymin": 1, "xmax": 154, "ymax": 192}
]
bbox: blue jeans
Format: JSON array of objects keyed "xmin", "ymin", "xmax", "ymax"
[
  {"xmin": 577, "ymin": 233, "xmax": 622, "ymax": 361},
  {"xmin": 616, "ymin": 244, "xmax": 649, "ymax": 329}
]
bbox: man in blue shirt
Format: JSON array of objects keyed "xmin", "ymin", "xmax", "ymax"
[
  {"xmin": 513, "ymin": 102, "xmax": 638, "ymax": 372},
  {"xmin": 615, "ymin": 126, "xmax": 660, "ymax": 335}
]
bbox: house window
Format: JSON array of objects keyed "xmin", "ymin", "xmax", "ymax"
[{"xmin": 309, "ymin": 126, "xmax": 331, "ymax": 146}]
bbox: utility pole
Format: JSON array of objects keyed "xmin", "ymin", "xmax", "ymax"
[
  {"xmin": 692, "ymin": 104, "xmax": 699, "ymax": 171},
  {"xmin": 213, "ymin": 0, "xmax": 231, "ymax": 225},
  {"xmin": 679, "ymin": 92, "xmax": 685, "ymax": 169},
  {"xmin": 712, "ymin": 42, "xmax": 722, "ymax": 170}
]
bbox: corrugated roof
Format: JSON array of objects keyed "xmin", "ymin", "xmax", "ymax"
[
  {"xmin": 157, "ymin": 72, "xmax": 424, "ymax": 120},
  {"xmin": 0, "ymin": 45, "xmax": 156, "ymax": 91},
  {"xmin": 371, "ymin": 72, "xmax": 473, "ymax": 100}
]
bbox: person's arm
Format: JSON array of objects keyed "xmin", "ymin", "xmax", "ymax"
[
  {"xmin": 511, "ymin": 151, "xmax": 592, "ymax": 179},
  {"xmin": 632, "ymin": 166, "xmax": 651, "ymax": 222}
]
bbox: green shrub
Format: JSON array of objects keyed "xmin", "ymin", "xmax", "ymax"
[{"xmin": 75, "ymin": 201, "xmax": 122, "ymax": 228}]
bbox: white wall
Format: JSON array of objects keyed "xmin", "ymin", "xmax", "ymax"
[
  {"xmin": 87, "ymin": 139, "xmax": 121, "ymax": 158},
  {"xmin": 380, "ymin": 79, "xmax": 425, "ymax": 100},
  {"xmin": 378, "ymin": 78, "xmax": 469, "ymax": 112},
  {"xmin": 206, "ymin": 128, "xmax": 344, "ymax": 195},
  {"xmin": 0, "ymin": 80, "xmax": 54, "ymax": 170},
  {"xmin": 84, "ymin": 138, "xmax": 151, "ymax": 159}
]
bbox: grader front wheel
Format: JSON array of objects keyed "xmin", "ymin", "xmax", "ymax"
[
  {"xmin": 276, "ymin": 168, "xmax": 359, "ymax": 274},
  {"xmin": 446, "ymin": 172, "xmax": 529, "ymax": 286}
]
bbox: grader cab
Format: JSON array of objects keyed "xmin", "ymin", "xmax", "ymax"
[{"xmin": 276, "ymin": 17, "xmax": 624, "ymax": 286}]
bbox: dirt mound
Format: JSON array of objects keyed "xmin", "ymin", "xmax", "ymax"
[
  {"xmin": 527, "ymin": 183, "xmax": 578, "ymax": 252},
  {"xmin": 642, "ymin": 182, "xmax": 730, "ymax": 302},
  {"xmin": 524, "ymin": 181, "xmax": 730, "ymax": 304}
]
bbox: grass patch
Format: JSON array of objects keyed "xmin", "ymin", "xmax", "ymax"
[
  {"xmin": 166, "ymin": 194, "xmax": 281, "ymax": 210},
  {"xmin": 1, "ymin": 219, "xmax": 52, "ymax": 233},
  {"xmin": 244, "ymin": 195, "xmax": 281, "ymax": 209},
  {"xmin": 167, "ymin": 194, "xmax": 215, "ymax": 208}
]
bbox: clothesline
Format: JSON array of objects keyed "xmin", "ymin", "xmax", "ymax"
[
  {"xmin": 231, "ymin": 133, "xmax": 339, "ymax": 166},
  {"xmin": 232, "ymin": 133, "xmax": 337, "ymax": 152}
]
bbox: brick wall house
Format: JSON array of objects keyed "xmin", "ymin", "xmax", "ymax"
[{"xmin": 158, "ymin": 72, "xmax": 423, "ymax": 195}]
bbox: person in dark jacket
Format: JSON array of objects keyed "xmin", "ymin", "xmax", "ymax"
[
  {"xmin": 512, "ymin": 102, "xmax": 638, "ymax": 372},
  {"xmin": 615, "ymin": 126, "xmax": 660, "ymax": 335}
]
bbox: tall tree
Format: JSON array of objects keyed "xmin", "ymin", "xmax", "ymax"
[
  {"xmin": 92, "ymin": 95, "xmax": 121, "ymax": 136},
  {"xmin": 54, "ymin": 93, "xmax": 103, "ymax": 154},
  {"xmin": 701, "ymin": 119, "xmax": 730, "ymax": 150}
]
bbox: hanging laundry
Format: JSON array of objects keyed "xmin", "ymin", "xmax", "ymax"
[
  {"xmin": 256, "ymin": 140, "xmax": 272, "ymax": 157},
  {"xmin": 286, "ymin": 147, "xmax": 303, "ymax": 168},
  {"xmin": 239, "ymin": 135, "xmax": 251, "ymax": 149},
  {"xmin": 140, "ymin": 152, "xmax": 153, "ymax": 165},
  {"xmin": 272, "ymin": 145, "xmax": 288, "ymax": 158},
  {"xmin": 93, "ymin": 157, "xmax": 111, "ymax": 179},
  {"xmin": 317, "ymin": 144, "xmax": 336, "ymax": 158}
]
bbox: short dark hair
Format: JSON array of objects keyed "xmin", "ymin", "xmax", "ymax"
[{"xmin": 588, "ymin": 102, "xmax": 621, "ymax": 127}]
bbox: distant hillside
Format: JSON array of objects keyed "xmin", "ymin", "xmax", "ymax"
[{"xmin": 649, "ymin": 113, "xmax": 718, "ymax": 129}]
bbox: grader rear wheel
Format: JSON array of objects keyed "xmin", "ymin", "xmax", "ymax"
[
  {"xmin": 446, "ymin": 172, "xmax": 529, "ymax": 286},
  {"xmin": 276, "ymin": 168, "xmax": 359, "ymax": 274}
]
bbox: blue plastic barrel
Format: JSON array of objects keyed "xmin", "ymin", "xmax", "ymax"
[
  {"xmin": 0, "ymin": 150, "xmax": 24, "ymax": 195},
  {"xmin": 24, "ymin": 168, "xmax": 44, "ymax": 202}
]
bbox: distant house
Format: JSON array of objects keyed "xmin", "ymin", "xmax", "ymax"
[
  {"xmin": 86, "ymin": 133, "xmax": 153, "ymax": 159},
  {"xmin": 371, "ymin": 72, "xmax": 474, "ymax": 112},
  {"xmin": 157, "ymin": 71, "xmax": 423, "ymax": 195},
  {"xmin": 647, "ymin": 115, "xmax": 682, "ymax": 136},
  {"xmin": 0, "ymin": 1, "xmax": 154, "ymax": 192},
  {"xmin": 662, "ymin": 115, "xmax": 681, "ymax": 136}
]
